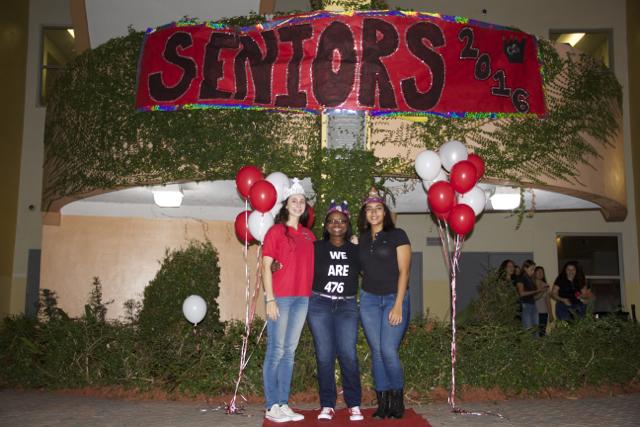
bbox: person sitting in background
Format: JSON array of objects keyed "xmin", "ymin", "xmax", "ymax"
[
  {"xmin": 534, "ymin": 266, "xmax": 553, "ymax": 336},
  {"xmin": 551, "ymin": 261, "xmax": 587, "ymax": 321}
]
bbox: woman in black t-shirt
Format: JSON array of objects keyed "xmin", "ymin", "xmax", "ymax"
[
  {"xmin": 307, "ymin": 201, "xmax": 364, "ymax": 422},
  {"xmin": 357, "ymin": 188, "xmax": 411, "ymax": 419},
  {"xmin": 551, "ymin": 261, "xmax": 587, "ymax": 321}
]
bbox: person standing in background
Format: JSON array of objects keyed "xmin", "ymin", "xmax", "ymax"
[
  {"xmin": 515, "ymin": 260, "xmax": 547, "ymax": 336},
  {"xmin": 534, "ymin": 266, "xmax": 553, "ymax": 336}
]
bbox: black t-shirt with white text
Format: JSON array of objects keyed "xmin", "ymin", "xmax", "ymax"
[{"xmin": 312, "ymin": 240, "xmax": 360, "ymax": 296}]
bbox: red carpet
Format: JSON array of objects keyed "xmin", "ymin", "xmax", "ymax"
[{"xmin": 262, "ymin": 408, "xmax": 432, "ymax": 426}]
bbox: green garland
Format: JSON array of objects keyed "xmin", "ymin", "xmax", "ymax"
[{"xmin": 44, "ymin": 14, "xmax": 622, "ymax": 233}]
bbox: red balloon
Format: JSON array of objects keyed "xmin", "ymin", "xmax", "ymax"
[
  {"xmin": 467, "ymin": 154, "xmax": 485, "ymax": 181},
  {"xmin": 427, "ymin": 181, "xmax": 455, "ymax": 213},
  {"xmin": 234, "ymin": 210, "xmax": 254, "ymax": 244},
  {"xmin": 235, "ymin": 165, "xmax": 263, "ymax": 199},
  {"xmin": 249, "ymin": 180, "xmax": 277, "ymax": 213},
  {"xmin": 450, "ymin": 160, "xmax": 478, "ymax": 194},
  {"xmin": 433, "ymin": 209, "xmax": 450, "ymax": 221},
  {"xmin": 448, "ymin": 204, "xmax": 476, "ymax": 236},
  {"xmin": 305, "ymin": 203, "xmax": 315, "ymax": 228}
]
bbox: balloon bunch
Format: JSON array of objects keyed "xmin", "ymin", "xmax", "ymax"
[
  {"xmin": 234, "ymin": 166, "xmax": 280, "ymax": 243},
  {"xmin": 415, "ymin": 141, "xmax": 488, "ymax": 413},
  {"xmin": 234, "ymin": 166, "xmax": 315, "ymax": 244},
  {"xmin": 416, "ymin": 140, "xmax": 486, "ymax": 236}
]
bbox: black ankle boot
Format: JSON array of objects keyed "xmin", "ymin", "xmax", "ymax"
[
  {"xmin": 372, "ymin": 390, "xmax": 389, "ymax": 419},
  {"xmin": 388, "ymin": 389, "xmax": 405, "ymax": 418}
]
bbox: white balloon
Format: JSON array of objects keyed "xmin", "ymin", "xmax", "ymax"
[
  {"xmin": 248, "ymin": 211, "xmax": 275, "ymax": 242},
  {"xmin": 182, "ymin": 295, "xmax": 207, "ymax": 325},
  {"xmin": 421, "ymin": 169, "xmax": 448, "ymax": 192},
  {"xmin": 270, "ymin": 202, "xmax": 283, "ymax": 219},
  {"xmin": 415, "ymin": 150, "xmax": 441, "ymax": 181},
  {"xmin": 265, "ymin": 172, "xmax": 290, "ymax": 203},
  {"xmin": 457, "ymin": 185, "xmax": 487, "ymax": 216},
  {"xmin": 439, "ymin": 140, "xmax": 468, "ymax": 171}
]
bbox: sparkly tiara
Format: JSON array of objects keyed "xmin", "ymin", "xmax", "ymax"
[
  {"xmin": 283, "ymin": 177, "xmax": 305, "ymax": 198},
  {"xmin": 364, "ymin": 186, "xmax": 384, "ymax": 204},
  {"xmin": 327, "ymin": 200, "xmax": 349, "ymax": 217}
]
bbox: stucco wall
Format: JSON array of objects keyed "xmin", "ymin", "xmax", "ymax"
[{"xmin": 40, "ymin": 215, "xmax": 263, "ymax": 321}]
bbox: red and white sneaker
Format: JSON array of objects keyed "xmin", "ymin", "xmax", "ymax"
[
  {"xmin": 317, "ymin": 407, "xmax": 335, "ymax": 420},
  {"xmin": 349, "ymin": 406, "xmax": 364, "ymax": 421}
]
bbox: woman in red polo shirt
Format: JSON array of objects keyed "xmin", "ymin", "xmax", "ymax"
[{"xmin": 261, "ymin": 178, "xmax": 315, "ymax": 423}]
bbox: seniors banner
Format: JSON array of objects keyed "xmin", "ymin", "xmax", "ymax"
[{"xmin": 136, "ymin": 11, "xmax": 545, "ymax": 116}]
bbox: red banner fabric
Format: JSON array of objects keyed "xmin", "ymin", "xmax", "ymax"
[{"xmin": 136, "ymin": 11, "xmax": 545, "ymax": 116}]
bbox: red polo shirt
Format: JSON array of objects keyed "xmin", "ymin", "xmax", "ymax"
[{"xmin": 262, "ymin": 223, "xmax": 315, "ymax": 297}]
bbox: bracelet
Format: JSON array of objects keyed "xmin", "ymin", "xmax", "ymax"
[{"xmin": 266, "ymin": 299, "xmax": 275, "ymax": 303}]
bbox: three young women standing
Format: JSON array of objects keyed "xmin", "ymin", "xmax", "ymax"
[{"xmin": 262, "ymin": 185, "xmax": 411, "ymax": 422}]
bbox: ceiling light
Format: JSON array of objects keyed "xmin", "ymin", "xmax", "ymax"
[
  {"xmin": 556, "ymin": 32, "xmax": 585, "ymax": 47},
  {"xmin": 152, "ymin": 184, "xmax": 183, "ymax": 207},
  {"xmin": 67, "ymin": 28, "xmax": 75, "ymax": 38},
  {"xmin": 489, "ymin": 188, "xmax": 521, "ymax": 210}
]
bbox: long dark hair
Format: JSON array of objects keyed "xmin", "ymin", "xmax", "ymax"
[
  {"xmin": 555, "ymin": 260, "xmax": 586, "ymax": 289},
  {"xmin": 274, "ymin": 196, "xmax": 310, "ymax": 227},
  {"xmin": 534, "ymin": 266, "xmax": 547, "ymax": 283},
  {"xmin": 274, "ymin": 196, "xmax": 310, "ymax": 242},
  {"xmin": 521, "ymin": 259, "xmax": 536, "ymax": 277},
  {"xmin": 498, "ymin": 259, "xmax": 515, "ymax": 280},
  {"xmin": 357, "ymin": 202, "xmax": 395, "ymax": 233},
  {"xmin": 322, "ymin": 212, "xmax": 353, "ymax": 241}
]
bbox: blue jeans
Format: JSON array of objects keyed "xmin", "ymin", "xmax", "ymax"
[
  {"xmin": 263, "ymin": 296, "xmax": 309, "ymax": 408},
  {"xmin": 521, "ymin": 303, "xmax": 539, "ymax": 335},
  {"xmin": 359, "ymin": 290, "xmax": 409, "ymax": 391},
  {"xmin": 556, "ymin": 301, "xmax": 586, "ymax": 321},
  {"xmin": 307, "ymin": 294, "xmax": 361, "ymax": 408}
]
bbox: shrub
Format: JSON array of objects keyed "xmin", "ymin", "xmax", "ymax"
[
  {"xmin": 136, "ymin": 240, "xmax": 222, "ymax": 390},
  {"xmin": 2, "ymin": 255, "xmax": 639, "ymax": 397},
  {"xmin": 465, "ymin": 268, "xmax": 520, "ymax": 327}
]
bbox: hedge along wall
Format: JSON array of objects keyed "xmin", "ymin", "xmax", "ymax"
[{"xmin": 43, "ymin": 14, "xmax": 623, "ymax": 224}]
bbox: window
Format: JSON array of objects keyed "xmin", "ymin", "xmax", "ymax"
[
  {"xmin": 556, "ymin": 234, "xmax": 623, "ymax": 313},
  {"xmin": 549, "ymin": 30, "xmax": 612, "ymax": 70},
  {"xmin": 40, "ymin": 27, "xmax": 78, "ymax": 106}
]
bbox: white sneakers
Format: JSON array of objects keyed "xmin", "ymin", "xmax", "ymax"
[
  {"xmin": 280, "ymin": 404, "xmax": 305, "ymax": 421},
  {"xmin": 348, "ymin": 406, "xmax": 364, "ymax": 421},
  {"xmin": 318, "ymin": 407, "xmax": 335, "ymax": 420},
  {"xmin": 266, "ymin": 404, "xmax": 290, "ymax": 423},
  {"xmin": 267, "ymin": 404, "xmax": 363, "ymax": 422},
  {"xmin": 317, "ymin": 406, "xmax": 363, "ymax": 421},
  {"xmin": 265, "ymin": 403, "xmax": 305, "ymax": 423}
]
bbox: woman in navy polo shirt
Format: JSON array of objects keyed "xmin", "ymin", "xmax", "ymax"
[
  {"xmin": 308, "ymin": 201, "xmax": 364, "ymax": 422},
  {"xmin": 357, "ymin": 187, "xmax": 411, "ymax": 419}
]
